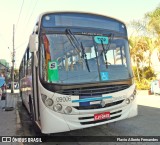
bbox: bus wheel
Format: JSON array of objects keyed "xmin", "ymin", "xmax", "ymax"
[{"xmin": 20, "ymin": 91, "xmax": 25, "ymax": 107}]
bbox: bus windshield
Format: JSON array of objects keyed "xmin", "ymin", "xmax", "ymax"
[{"xmin": 39, "ymin": 31, "xmax": 132, "ymax": 84}]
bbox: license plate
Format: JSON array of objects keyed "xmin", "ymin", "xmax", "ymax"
[{"xmin": 94, "ymin": 112, "xmax": 110, "ymax": 121}]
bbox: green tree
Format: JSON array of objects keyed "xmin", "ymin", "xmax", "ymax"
[
  {"xmin": 129, "ymin": 36, "xmax": 154, "ymax": 80},
  {"xmin": 145, "ymin": 6, "xmax": 160, "ymax": 61},
  {"xmin": 128, "ymin": 5, "xmax": 160, "ymax": 90},
  {"xmin": 129, "ymin": 36, "xmax": 141, "ymax": 81},
  {"xmin": 145, "ymin": 6, "xmax": 160, "ymax": 36},
  {"xmin": 129, "ymin": 36, "xmax": 157, "ymax": 90}
]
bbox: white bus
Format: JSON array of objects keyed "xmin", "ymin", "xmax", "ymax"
[{"xmin": 19, "ymin": 11, "xmax": 137, "ymax": 134}]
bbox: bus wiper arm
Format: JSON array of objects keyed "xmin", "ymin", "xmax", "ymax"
[
  {"xmin": 101, "ymin": 33, "xmax": 114, "ymax": 68},
  {"xmin": 101, "ymin": 40, "xmax": 107, "ymax": 62},
  {"xmin": 65, "ymin": 29, "xmax": 81, "ymax": 53},
  {"xmin": 81, "ymin": 42, "xmax": 90, "ymax": 72},
  {"xmin": 104, "ymin": 33, "xmax": 114, "ymax": 54},
  {"xmin": 65, "ymin": 28, "xmax": 90, "ymax": 72}
]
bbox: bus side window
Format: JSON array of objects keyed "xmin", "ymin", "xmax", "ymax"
[
  {"xmin": 28, "ymin": 51, "xmax": 32, "ymax": 75},
  {"xmin": 39, "ymin": 44, "xmax": 47, "ymax": 81},
  {"xmin": 23, "ymin": 58, "xmax": 25, "ymax": 78},
  {"xmin": 23, "ymin": 53, "xmax": 27, "ymax": 77},
  {"xmin": 26, "ymin": 48, "xmax": 29, "ymax": 75},
  {"xmin": 19, "ymin": 63, "xmax": 23, "ymax": 80}
]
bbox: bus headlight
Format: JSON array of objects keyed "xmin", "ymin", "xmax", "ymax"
[
  {"xmin": 64, "ymin": 106, "xmax": 72, "ymax": 114},
  {"xmin": 125, "ymin": 98, "xmax": 130, "ymax": 104},
  {"xmin": 45, "ymin": 98, "xmax": 54, "ymax": 106},
  {"xmin": 53, "ymin": 104, "xmax": 62, "ymax": 112}
]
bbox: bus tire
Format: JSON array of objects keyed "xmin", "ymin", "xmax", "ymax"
[{"xmin": 20, "ymin": 91, "xmax": 25, "ymax": 107}]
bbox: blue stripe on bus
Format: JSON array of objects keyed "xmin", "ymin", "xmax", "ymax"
[{"xmin": 72, "ymin": 96, "xmax": 112, "ymax": 103}]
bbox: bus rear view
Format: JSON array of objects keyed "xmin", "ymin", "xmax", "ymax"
[{"xmin": 20, "ymin": 12, "xmax": 137, "ymax": 134}]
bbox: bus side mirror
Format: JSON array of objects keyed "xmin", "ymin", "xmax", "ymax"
[{"xmin": 29, "ymin": 34, "xmax": 38, "ymax": 52}]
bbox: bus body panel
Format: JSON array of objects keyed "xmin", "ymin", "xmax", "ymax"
[
  {"xmin": 20, "ymin": 76, "xmax": 32, "ymax": 112},
  {"xmin": 38, "ymin": 82, "xmax": 137, "ymax": 134},
  {"xmin": 40, "ymin": 102, "xmax": 70, "ymax": 133}
]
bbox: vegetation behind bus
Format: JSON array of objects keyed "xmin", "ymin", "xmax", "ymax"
[{"xmin": 129, "ymin": 5, "xmax": 160, "ymax": 90}]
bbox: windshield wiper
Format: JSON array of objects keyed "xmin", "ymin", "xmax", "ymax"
[
  {"xmin": 102, "ymin": 33, "xmax": 114, "ymax": 55},
  {"xmin": 65, "ymin": 29, "xmax": 81, "ymax": 53},
  {"xmin": 80, "ymin": 42, "xmax": 90, "ymax": 72},
  {"xmin": 101, "ymin": 40, "xmax": 107, "ymax": 62},
  {"xmin": 65, "ymin": 28, "xmax": 90, "ymax": 72},
  {"xmin": 100, "ymin": 33, "xmax": 114, "ymax": 68}
]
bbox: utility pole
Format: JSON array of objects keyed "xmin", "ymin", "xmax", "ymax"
[{"xmin": 11, "ymin": 24, "xmax": 15, "ymax": 93}]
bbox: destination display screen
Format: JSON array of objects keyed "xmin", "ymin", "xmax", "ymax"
[{"xmin": 41, "ymin": 12, "xmax": 126, "ymax": 33}]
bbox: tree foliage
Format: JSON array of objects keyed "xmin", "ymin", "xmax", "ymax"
[
  {"xmin": 129, "ymin": 5, "xmax": 160, "ymax": 89},
  {"xmin": 145, "ymin": 6, "xmax": 160, "ymax": 36}
]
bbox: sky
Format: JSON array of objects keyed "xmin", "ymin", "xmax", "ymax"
[{"xmin": 0, "ymin": 0, "xmax": 159, "ymax": 68}]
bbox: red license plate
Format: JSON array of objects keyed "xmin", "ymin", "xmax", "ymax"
[{"xmin": 94, "ymin": 112, "xmax": 110, "ymax": 121}]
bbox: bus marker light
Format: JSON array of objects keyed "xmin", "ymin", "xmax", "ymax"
[
  {"xmin": 45, "ymin": 98, "xmax": 54, "ymax": 106},
  {"xmin": 64, "ymin": 106, "xmax": 72, "ymax": 114},
  {"xmin": 53, "ymin": 104, "xmax": 62, "ymax": 112}
]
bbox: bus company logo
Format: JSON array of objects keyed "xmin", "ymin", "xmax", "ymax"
[{"xmin": 2, "ymin": 137, "xmax": 11, "ymax": 142}]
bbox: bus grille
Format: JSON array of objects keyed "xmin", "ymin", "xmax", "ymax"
[
  {"xmin": 74, "ymin": 100, "xmax": 124, "ymax": 110},
  {"xmin": 79, "ymin": 110, "xmax": 122, "ymax": 125},
  {"xmin": 57, "ymin": 84, "xmax": 129, "ymax": 96}
]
